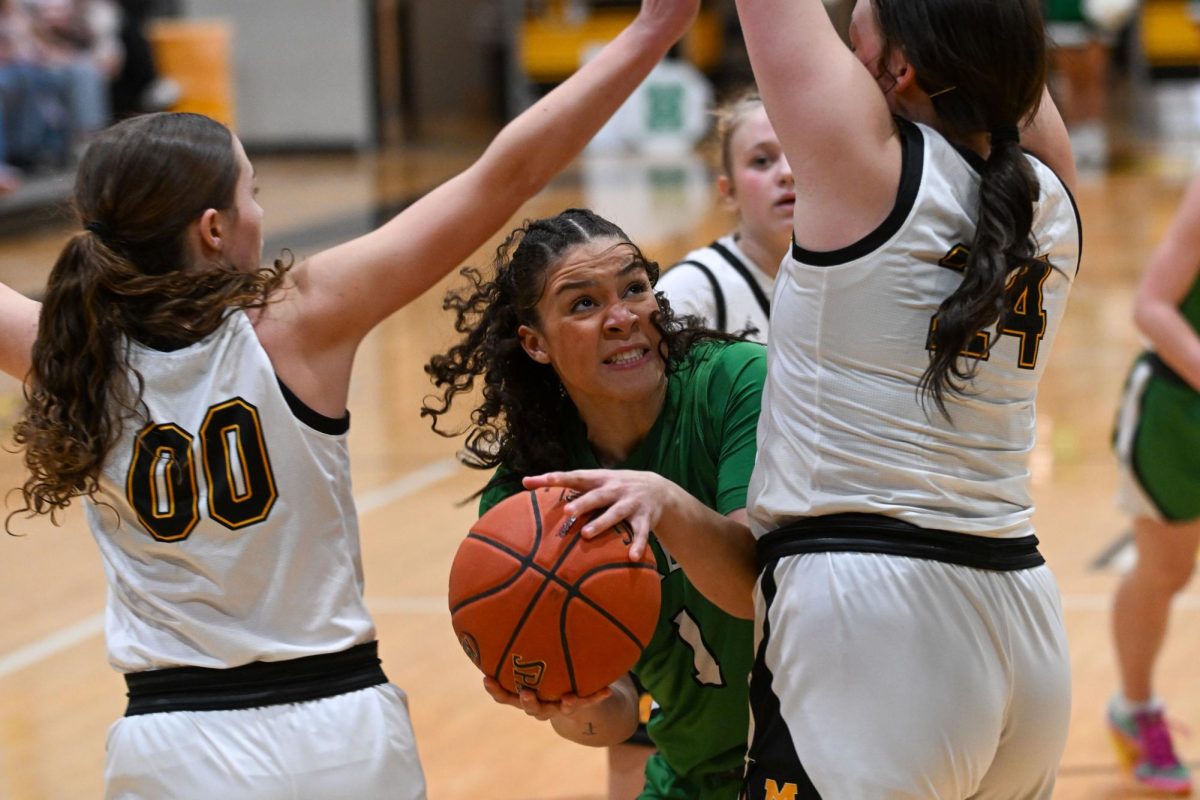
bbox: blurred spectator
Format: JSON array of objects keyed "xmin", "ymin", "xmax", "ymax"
[
  {"xmin": 0, "ymin": 0, "xmax": 69, "ymax": 171},
  {"xmin": 1044, "ymin": 0, "xmax": 1137, "ymax": 171},
  {"xmin": 110, "ymin": 0, "xmax": 177, "ymax": 117},
  {"xmin": 27, "ymin": 0, "xmax": 122, "ymax": 150}
]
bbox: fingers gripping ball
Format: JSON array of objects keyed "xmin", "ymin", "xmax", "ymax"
[{"xmin": 449, "ymin": 487, "xmax": 661, "ymax": 700}]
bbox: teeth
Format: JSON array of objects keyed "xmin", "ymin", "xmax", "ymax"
[{"xmin": 608, "ymin": 350, "xmax": 643, "ymax": 365}]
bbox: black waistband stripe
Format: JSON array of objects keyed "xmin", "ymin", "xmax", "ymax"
[
  {"xmin": 123, "ymin": 641, "xmax": 387, "ymax": 716},
  {"xmin": 756, "ymin": 513, "xmax": 1044, "ymax": 573}
]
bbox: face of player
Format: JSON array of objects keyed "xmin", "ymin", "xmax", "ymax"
[
  {"xmin": 721, "ymin": 105, "xmax": 794, "ymax": 262},
  {"xmin": 222, "ymin": 136, "xmax": 264, "ymax": 272},
  {"xmin": 519, "ymin": 237, "xmax": 666, "ymax": 413},
  {"xmin": 849, "ymin": 0, "xmax": 903, "ymax": 111}
]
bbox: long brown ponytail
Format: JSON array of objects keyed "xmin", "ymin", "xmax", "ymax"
[{"xmin": 10, "ymin": 113, "xmax": 288, "ymax": 527}]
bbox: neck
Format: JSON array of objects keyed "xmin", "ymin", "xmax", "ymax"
[
  {"xmin": 733, "ymin": 229, "xmax": 788, "ymax": 279},
  {"xmin": 573, "ymin": 381, "xmax": 668, "ymax": 466}
]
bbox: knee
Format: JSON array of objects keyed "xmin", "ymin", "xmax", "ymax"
[{"xmin": 1137, "ymin": 556, "xmax": 1195, "ymax": 595}]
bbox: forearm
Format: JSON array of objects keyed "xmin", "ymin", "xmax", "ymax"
[
  {"xmin": 0, "ymin": 282, "xmax": 38, "ymax": 380},
  {"xmin": 548, "ymin": 676, "xmax": 640, "ymax": 746},
  {"xmin": 1136, "ymin": 302, "xmax": 1200, "ymax": 392},
  {"xmin": 654, "ymin": 485, "xmax": 758, "ymax": 619},
  {"xmin": 476, "ymin": 16, "xmax": 684, "ymax": 196}
]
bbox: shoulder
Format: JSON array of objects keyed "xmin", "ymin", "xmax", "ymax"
[{"xmin": 678, "ymin": 340, "xmax": 767, "ymax": 390}]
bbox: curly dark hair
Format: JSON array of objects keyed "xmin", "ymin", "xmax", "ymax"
[
  {"xmin": 422, "ymin": 208, "xmax": 738, "ymax": 484},
  {"xmin": 9, "ymin": 112, "xmax": 289, "ymax": 529}
]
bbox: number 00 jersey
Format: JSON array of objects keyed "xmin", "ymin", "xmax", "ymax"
[
  {"xmin": 87, "ymin": 311, "xmax": 375, "ymax": 673},
  {"xmin": 749, "ymin": 119, "xmax": 1081, "ymax": 540}
]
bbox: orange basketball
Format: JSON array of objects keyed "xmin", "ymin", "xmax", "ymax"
[{"xmin": 448, "ymin": 486, "xmax": 661, "ymax": 701}]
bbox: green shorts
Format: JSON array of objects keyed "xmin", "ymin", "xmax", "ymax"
[
  {"xmin": 641, "ymin": 752, "xmax": 743, "ymax": 800},
  {"xmin": 1113, "ymin": 353, "xmax": 1200, "ymax": 522}
]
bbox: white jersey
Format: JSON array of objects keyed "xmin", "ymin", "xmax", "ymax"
[
  {"xmin": 88, "ymin": 311, "xmax": 375, "ymax": 672},
  {"xmin": 657, "ymin": 234, "xmax": 774, "ymax": 341},
  {"xmin": 749, "ymin": 119, "xmax": 1080, "ymax": 540}
]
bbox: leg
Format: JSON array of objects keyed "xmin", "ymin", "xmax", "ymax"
[
  {"xmin": 1108, "ymin": 517, "xmax": 1199, "ymax": 793},
  {"xmin": 607, "ymin": 742, "xmax": 654, "ymax": 799},
  {"xmin": 1112, "ymin": 517, "xmax": 1200, "ymax": 703}
]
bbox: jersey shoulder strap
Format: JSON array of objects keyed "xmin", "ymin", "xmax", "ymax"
[
  {"xmin": 708, "ymin": 240, "xmax": 771, "ymax": 318},
  {"xmin": 674, "ymin": 259, "xmax": 727, "ymax": 331}
]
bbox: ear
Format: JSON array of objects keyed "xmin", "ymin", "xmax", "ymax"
[
  {"xmin": 517, "ymin": 324, "xmax": 552, "ymax": 364},
  {"xmin": 196, "ymin": 208, "xmax": 224, "ymax": 255},
  {"xmin": 889, "ymin": 52, "xmax": 919, "ymax": 95},
  {"xmin": 717, "ymin": 174, "xmax": 737, "ymax": 209}
]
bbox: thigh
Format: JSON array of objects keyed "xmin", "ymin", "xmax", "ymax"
[
  {"xmin": 747, "ymin": 554, "xmax": 1011, "ymax": 800},
  {"xmin": 105, "ymin": 684, "xmax": 425, "ymax": 800},
  {"xmin": 972, "ymin": 568, "xmax": 1071, "ymax": 800}
]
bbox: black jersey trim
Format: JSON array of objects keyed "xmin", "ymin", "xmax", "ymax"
[
  {"xmin": 123, "ymin": 641, "xmax": 387, "ymax": 715},
  {"xmin": 1144, "ymin": 351, "xmax": 1196, "ymax": 394},
  {"xmin": 1023, "ymin": 150, "xmax": 1084, "ymax": 278},
  {"xmin": 790, "ymin": 117, "xmax": 924, "ymax": 267},
  {"xmin": 276, "ymin": 377, "xmax": 350, "ymax": 435},
  {"xmin": 709, "ymin": 240, "xmax": 771, "ymax": 318},
  {"xmin": 756, "ymin": 513, "xmax": 1044, "ymax": 572},
  {"xmin": 674, "ymin": 259, "xmax": 728, "ymax": 331}
]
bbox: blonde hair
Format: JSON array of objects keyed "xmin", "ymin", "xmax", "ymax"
[{"xmin": 714, "ymin": 87, "xmax": 765, "ymax": 179}]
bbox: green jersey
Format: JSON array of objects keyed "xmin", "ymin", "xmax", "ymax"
[{"xmin": 481, "ymin": 340, "xmax": 765, "ymax": 799}]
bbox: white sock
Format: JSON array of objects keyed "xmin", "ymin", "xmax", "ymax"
[{"xmin": 1113, "ymin": 692, "xmax": 1162, "ymax": 717}]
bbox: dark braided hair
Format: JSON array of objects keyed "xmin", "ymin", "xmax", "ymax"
[
  {"xmin": 423, "ymin": 208, "xmax": 737, "ymax": 482},
  {"xmin": 872, "ymin": 0, "xmax": 1049, "ymax": 415}
]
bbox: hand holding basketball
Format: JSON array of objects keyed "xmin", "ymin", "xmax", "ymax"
[
  {"xmin": 448, "ymin": 486, "xmax": 661, "ymax": 701},
  {"xmin": 522, "ymin": 469, "xmax": 675, "ymax": 561},
  {"xmin": 482, "ymin": 676, "xmax": 612, "ymax": 722}
]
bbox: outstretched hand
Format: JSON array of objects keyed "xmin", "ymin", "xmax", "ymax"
[
  {"xmin": 482, "ymin": 677, "xmax": 612, "ymax": 722},
  {"xmin": 523, "ymin": 469, "xmax": 672, "ymax": 561}
]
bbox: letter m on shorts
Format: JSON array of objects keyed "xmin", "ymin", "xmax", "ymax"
[{"xmin": 765, "ymin": 779, "xmax": 798, "ymax": 800}]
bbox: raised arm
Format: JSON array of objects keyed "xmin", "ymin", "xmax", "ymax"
[
  {"xmin": 1134, "ymin": 175, "xmax": 1200, "ymax": 392},
  {"xmin": 0, "ymin": 283, "xmax": 39, "ymax": 380},
  {"xmin": 1021, "ymin": 87, "xmax": 1077, "ymax": 193},
  {"xmin": 261, "ymin": 0, "xmax": 699, "ymax": 386},
  {"xmin": 734, "ymin": 0, "xmax": 900, "ymax": 251}
]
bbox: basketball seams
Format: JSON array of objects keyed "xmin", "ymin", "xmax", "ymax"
[
  {"xmin": 449, "ymin": 489, "xmax": 662, "ymax": 699},
  {"xmin": 563, "ymin": 562, "xmax": 660, "ymax": 651},
  {"xmin": 450, "ymin": 492, "xmax": 546, "ymax": 615},
  {"xmin": 490, "ymin": 496, "xmax": 585, "ymax": 687},
  {"xmin": 448, "ymin": 532, "xmax": 552, "ymax": 614}
]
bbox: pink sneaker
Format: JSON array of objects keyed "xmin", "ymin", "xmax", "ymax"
[{"xmin": 1108, "ymin": 701, "xmax": 1192, "ymax": 795}]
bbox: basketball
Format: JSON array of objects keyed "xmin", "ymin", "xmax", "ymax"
[{"xmin": 448, "ymin": 486, "xmax": 661, "ymax": 701}]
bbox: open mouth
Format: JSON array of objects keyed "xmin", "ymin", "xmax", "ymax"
[{"xmin": 604, "ymin": 348, "xmax": 649, "ymax": 366}]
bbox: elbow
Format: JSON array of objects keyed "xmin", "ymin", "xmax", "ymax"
[
  {"xmin": 724, "ymin": 583, "xmax": 758, "ymax": 620},
  {"xmin": 1132, "ymin": 300, "xmax": 1163, "ymax": 340},
  {"xmin": 1132, "ymin": 299, "xmax": 1150, "ymax": 334}
]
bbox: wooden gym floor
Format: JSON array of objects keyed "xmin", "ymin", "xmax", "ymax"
[{"xmin": 0, "ymin": 118, "xmax": 1197, "ymax": 799}]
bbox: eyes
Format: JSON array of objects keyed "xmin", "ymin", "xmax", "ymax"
[{"xmin": 568, "ymin": 279, "xmax": 651, "ymax": 314}]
